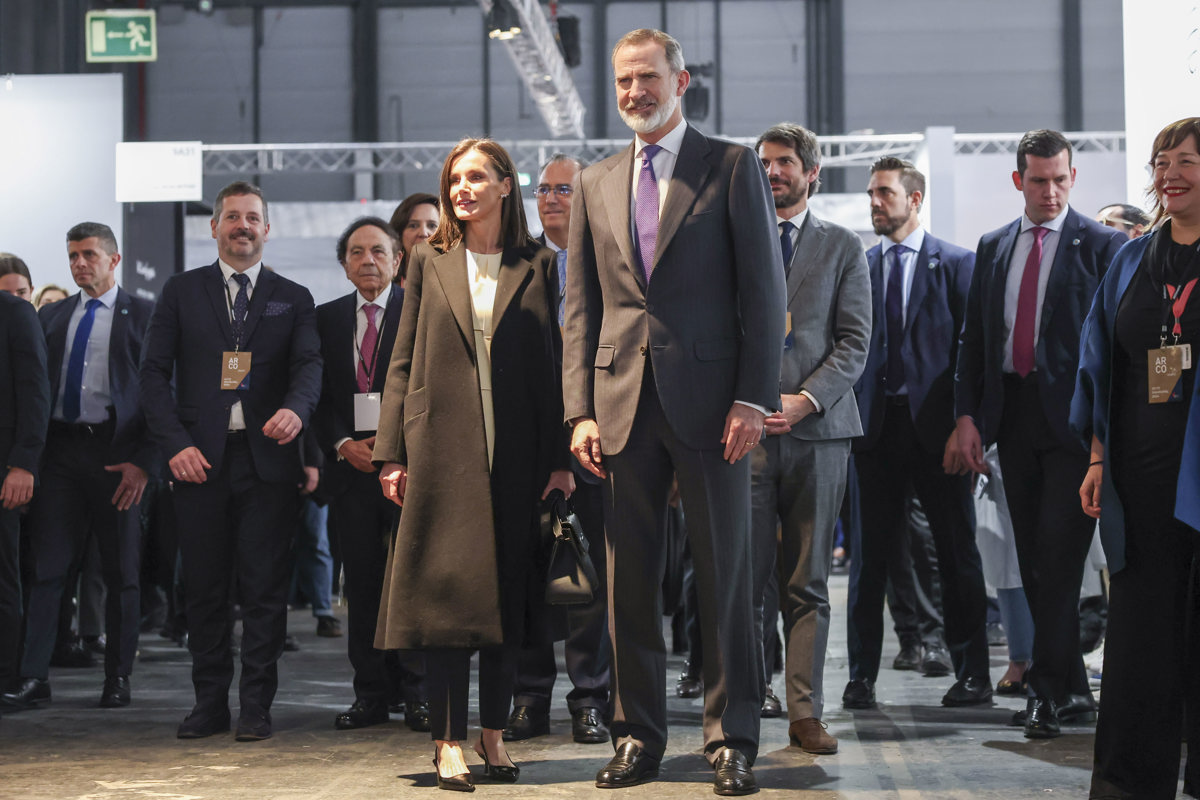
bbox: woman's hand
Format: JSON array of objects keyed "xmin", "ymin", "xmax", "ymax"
[
  {"xmin": 380, "ymin": 462, "xmax": 408, "ymax": 507},
  {"xmin": 542, "ymin": 469, "xmax": 576, "ymax": 500},
  {"xmin": 1079, "ymin": 436, "xmax": 1103, "ymax": 519}
]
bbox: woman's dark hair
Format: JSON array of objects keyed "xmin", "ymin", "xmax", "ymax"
[
  {"xmin": 428, "ymin": 138, "xmax": 532, "ymax": 252},
  {"xmin": 0, "ymin": 252, "xmax": 32, "ymax": 287}
]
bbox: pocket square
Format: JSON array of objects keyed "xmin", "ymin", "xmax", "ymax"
[{"xmin": 264, "ymin": 300, "xmax": 292, "ymax": 317}]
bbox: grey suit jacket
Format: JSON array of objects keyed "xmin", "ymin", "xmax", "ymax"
[
  {"xmin": 562, "ymin": 124, "xmax": 786, "ymax": 454},
  {"xmin": 782, "ymin": 213, "xmax": 871, "ymax": 441}
]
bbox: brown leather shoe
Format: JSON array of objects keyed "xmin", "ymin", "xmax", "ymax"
[{"xmin": 788, "ymin": 717, "xmax": 838, "ymax": 754}]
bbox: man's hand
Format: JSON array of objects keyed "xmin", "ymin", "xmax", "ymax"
[
  {"xmin": 942, "ymin": 428, "xmax": 969, "ymax": 475},
  {"xmin": 721, "ymin": 404, "xmax": 766, "ymax": 463},
  {"xmin": 379, "ymin": 461, "xmax": 408, "ymax": 507},
  {"xmin": 170, "ymin": 447, "xmax": 212, "ymax": 484},
  {"xmin": 0, "ymin": 467, "xmax": 33, "ymax": 510},
  {"xmin": 263, "ymin": 408, "xmax": 303, "ymax": 445},
  {"xmin": 104, "ymin": 462, "xmax": 148, "ymax": 511},
  {"xmin": 541, "ymin": 469, "xmax": 576, "ymax": 500},
  {"xmin": 570, "ymin": 419, "xmax": 607, "ymax": 479},
  {"xmin": 300, "ymin": 465, "xmax": 320, "ymax": 495},
  {"xmin": 954, "ymin": 416, "xmax": 988, "ymax": 474},
  {"xmin": 338, "ymin": 436, "xmax": 377, "ymax": 474},
  {"xmin": 764, "ymin": 393, "xmax": 815, "ymax": 436}
]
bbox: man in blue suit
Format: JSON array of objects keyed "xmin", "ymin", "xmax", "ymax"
[
  {"xmin": 845, "ymin": 159, "xmax": 990, "ymax": 711},
  {"xmin": 2, "ymin": 223, "xmax": 155, "ymax": 712},
  {"xmin": 141, "ymin": 181, "xmax": 323, "ymax": 742},
  {"xmin": 955, "ymin": 130, "xmax": 1125, "ymax": 738}
]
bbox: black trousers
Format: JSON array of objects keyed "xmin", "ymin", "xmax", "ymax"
[
  {"xmin": 426, "ymin": 646, "xmax": 516, "ymax": 741},
  {"xmin": 886, "ymin": 497, "xmax": 946, "ymax": 649},
  {"xmin": 997, "ymin": 375, "xmax": 1093, "ymax": 703},
  {"xmin": 512, "ymin": 476, "xmax": 610, "ymax": 714},
  {"xmin": 850, "ymin": 399, "xmax": 988, "ymax": 683},
  {"xmin": 173, "ymin": 436, "xmax": 297, "ymax": 715},
  {"xmin": 0, "ymin": 501, "xmax": 20, "ymax": 688},
  {"xmin": 21, "ymin": 426, "xmax": 141, "ymax": 679}
]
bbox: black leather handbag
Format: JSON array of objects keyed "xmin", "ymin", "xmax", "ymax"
[{"xmin": 542, "ymin": 490, "xmax": 599, "ymax": 605}]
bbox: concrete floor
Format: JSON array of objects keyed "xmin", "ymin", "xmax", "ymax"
[{"xmin": 0, "ymin": 574, "xmax": 1104, "ymax": 800}]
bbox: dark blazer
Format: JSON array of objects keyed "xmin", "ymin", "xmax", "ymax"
[
  {"xmin": 373, "ymin": 240, "xmax": 568, "ymax": 650},
  {"xmin": 0, "ymin": 292, "xmax": 50, "ymax": 477},
  {"xmin": 39, "ymin": 289, "xmax": 157, "ymax": 472},
  {"xmin": 955, "ymin": 207, "xmax": 1125, "ymax": 448},
  {"xmin": 562, "ymin": 124, "xmax": 786, "ymax": 452},
  {"xmin": 139, "ymin": 262, "xmax": 323, "ymax": 484},
  {"xmin": 314, "ymin": 286, "xmax": 403, "ymax": 497},
  {"xmin": 857, "ymin": 233, "xmax": 974, "ymax": 453}
]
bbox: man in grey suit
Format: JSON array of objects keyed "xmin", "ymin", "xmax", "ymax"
[
  {"xmin": 563, "ymin": 27, "xmax": 785, "ymax": 796},
  {"xmin": 750, "ymin": 123, "xmax": 871, "ymax": 756}
]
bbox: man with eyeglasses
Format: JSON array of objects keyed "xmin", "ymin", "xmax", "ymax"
[{"xmin": 504, "ymin": 153, "xmax": 613, "ymax": 746}]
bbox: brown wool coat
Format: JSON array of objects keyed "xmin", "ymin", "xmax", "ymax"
[{"xmin": 373, "ymin": 239, "xmax": 568, "ymax": 650}]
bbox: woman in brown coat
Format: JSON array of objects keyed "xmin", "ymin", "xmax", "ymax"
[{"xmin": 374, "ymin": 138, "xmax": 573, "ymax": 791}]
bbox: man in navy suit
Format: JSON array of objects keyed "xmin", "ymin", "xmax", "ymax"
[
  {"xmin": 0, "ymin": 291, "xmax": 50, "ymax": 702},
  {"xmin": 2, "ymin": 223, "xmax": 155, "ymax": 712},
  {"xmin": 314, "ymin": 216, "xmax": 427, "ymax": 732},
  {"xmin": 955, "ymin": 131, "xmax": 1125, "ymax": 738},
  {"xmin": 141, "ymin": 181, "xmax": 323, "ymax": 742},
  {"xmin": 845, "ymin": 159, "xmax": 990, "ymax": 711}
]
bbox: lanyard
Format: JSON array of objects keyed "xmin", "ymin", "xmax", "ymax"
[
  {"xmin": 223, "ymin": 277, "xmax": 249, "ymax": 351},
  {"xmin": 1161, "ymin": 278, "xmax": 1199, "ymax": 346}
]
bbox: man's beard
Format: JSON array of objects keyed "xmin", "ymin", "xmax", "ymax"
[
  {"xmin": 619, "ymin": 92, "xmax": 679, "ymax": 134},
  {"xmin": 771, "ymin": 180, "xmax": 806, "ymax": 210},
  {"xmin": 872, "ymin": 211, "xmax": 910, "ymax": 236}
]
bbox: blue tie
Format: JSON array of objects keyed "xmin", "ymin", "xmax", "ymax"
[
  {"xmin": 885, "ymin": 246, "xmax": 907, "ymax": 392},
  {"xmin": 63, "ymin": 298, "xmax": 102, "ymax": 422},
  {"xmin": 556, "ymin": 249, "xmax": 568, "ymax": 327},
  {"xmin": 231, "ymin": 273, "xmax": 250, "ymax": 346}
]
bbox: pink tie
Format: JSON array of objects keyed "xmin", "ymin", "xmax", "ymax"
[
  {"xmin": 1012, "ymin": 226, "xmax": 1047, "ymax": 377},
  {"xmin": 357, "ymin": 303, "xmax": 379, "ymax": 392}
]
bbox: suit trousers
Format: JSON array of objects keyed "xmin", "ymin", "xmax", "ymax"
[
  {"xmin": 0, "ymin": 503, "xmax": 20, "ymax": 688},
  {"xmin": 750, "ymin": 433, "xmax": 849, "ymax": 721},
  {"xmin": 426, "ymin": 645, "xmax": 516, "ymax": 741},
  {"xmin": 996, "ymin": 375, "xmax": 1093, "ymax": 702},
  {"xmin": 326, "ymin": 469, "xmax": 403, "ymax": 706},
  {"xmin": 602, "ymin": 372, "xmax": 761, "ymax": 765},
  {"xmin": 173, "ymin": 435, "xmax": 298, "ymax": 715},
  {"xmin": 21, "ymin": 427, "xmax": 141, "ymax": 679},
  {"xmin": 512, "ymin": 477, "xmax": 610, "ymax": 714},
  {"xmin": 851, "ymin": 399, "xmax": 989, "ymax": 683},
  {"xmin": 884, "ymin": 498, "xmax": 946, "ymax": 649}
]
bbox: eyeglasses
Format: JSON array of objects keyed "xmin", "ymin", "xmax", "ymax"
[{"xmin": 535, "ymin": 184, "xmax": 574, "ymax": 197}]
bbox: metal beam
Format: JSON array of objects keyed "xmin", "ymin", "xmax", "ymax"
[{"xmin": 1062, "ymin": 0, "xmax": 1083, "ymax": 130}]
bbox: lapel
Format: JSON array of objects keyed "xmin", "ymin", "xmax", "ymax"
[
  {"xmin": 654, "ymin": 125, "xmax": 712, "ymax": 268},
  {"xmin": 202, "ymin": 262, "xmax": 236, "ymax": 349},
  {"xmin": 988, "ymin": 219, "xmax": 1022, "ymax": 339},
  {"xmin": 866, "ymin": 244, "xmax": 885, "ymax": 332},
  {"xmin": 335, "ymin": 292, "xmax": 359, "ymax": 394},
  {"xmin": 1039, "ymin": 208, "xmax": 1081, "ymax": 337},
  {"xmin": 42, "ymin": 294, "xmax": 78, "ymax": 399},
  {"xmin": 491, "ymin": 246, "xmax": 534, "ymax": 340},
  {"xmin": 905, "ymin": 236, "xmax": 939, "ymax": 337},
  {"xmin": 787, "ymin": 213, "xmax": 826, "ymax": 305},
  {"xmin": 430, "ymin": 244, "xmax": 477, "ymax": 356},
  {"xmin": 108, "ymin": 287, "xmax": 131, "ymax": 391},
  {"xmin": 240, "ymin": 265, "xmax": 276, "ymax": 346},
  {"xmin": 599, "ymin": 143, "xmax": 641, "ymax": 289}
]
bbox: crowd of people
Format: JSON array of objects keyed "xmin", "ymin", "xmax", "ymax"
[{"xmin": 0, "ymin": 26, "xmax": 1197, "ymax": 800}]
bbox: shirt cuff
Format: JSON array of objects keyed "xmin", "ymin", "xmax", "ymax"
[
  {"xmin": 798, "ymin": 389, "xmax": 823, "ymax": 414},
  {"xmin": 733, "ymin": 400, "xmax": 771, "ymax": 416},
  {"xmin": 334, "ymin": 437, "xmax": 352, "ymax": 460}
]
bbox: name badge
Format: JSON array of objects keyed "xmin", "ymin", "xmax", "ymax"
[
  {"xmin": 1147, "ymin": 344, "xmax": 1192, "ymax": 404},
  {"xmin": 221, "ymin": 351, "xmax": 252, "ymax": 391},
  {"xmin": 354, "ymin": 392, "xmax": 381, "ymax": 432}
]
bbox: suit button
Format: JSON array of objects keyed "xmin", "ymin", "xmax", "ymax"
[{"xmin": 640, "ymin": 346, "xmax": 647, "ymax": 356}]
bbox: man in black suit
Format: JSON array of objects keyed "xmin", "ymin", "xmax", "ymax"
[
  {"xmin": 314, "ymin": 216, "xmax": 427, "ymax": 732},
  {"xmin": 0, "ymin": 291, "xmax": 50, "ymax": 702},
  {"xmin": 505, "ymin": 154, "xmax": 611, "ymax": 746},
  {"xmin": 141, "ymin": 181, "xmax": 323, "ymax": 742},
  {"xmin": 846, "ymin": 159, "xmax": 990, "ymax": 711},
  {"xmin": 563, "ymin": 28, "xmax": 784, "ymax": 796},
  {"xmin": 955, "ymin": 130, "xmax": 1125, "ymax": 738},
  {"xmin": 1, "ymin": 223, "xmax": 156, "ymax": 712}
]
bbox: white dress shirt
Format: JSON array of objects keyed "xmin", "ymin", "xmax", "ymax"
[
  {"xmin": 218, "ymin": 260, "xmax": 263, "ymax": 431},
  {"xmin": 54, "ymin": 284, "xmax": 119, "ymax": 424},
  {"xmin": 1002, "ymin": 207, "xmax": 1068, "ymax": 373}
]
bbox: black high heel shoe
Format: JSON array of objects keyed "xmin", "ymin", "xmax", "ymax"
[
  {"xmin": 474, "ymin": 739, "xmax": 520, "ymax": 782},
  {"xmin": 433, "ymin": 749, "xmax": 475, "ymax": 792}
]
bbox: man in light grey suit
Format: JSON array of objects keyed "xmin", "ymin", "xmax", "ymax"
[
  {"xmin": 563, "ymin": 28, "xmax": 785, "ymax": 797},
  {"xmin": 750, "ymin": 123, "xmax": 871, "ymax": 756}
]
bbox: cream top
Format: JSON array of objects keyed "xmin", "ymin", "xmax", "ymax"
[{"xmin": 467, "ymin": 250, "xmax": 502, "ymax": 468}]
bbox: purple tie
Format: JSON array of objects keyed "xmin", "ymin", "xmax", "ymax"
[
  {"xmin": 1012, "ymin": 226, "xmax": 1047, "ymax": 377},
  {"xmin": 635, "ymin": 144, "xmax": 662, "ymax": 281},
  {"xmin": 885, "ymin": 245, "xmax": 907, "ymax": 392},
  {"xmin": 357, "ymin": 302, "xmax": 379, "ymax": 392}
]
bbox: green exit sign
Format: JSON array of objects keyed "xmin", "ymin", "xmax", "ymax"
[{"xmin": 85, "ymin": 9, "xmax": 157, "ymax": 63}]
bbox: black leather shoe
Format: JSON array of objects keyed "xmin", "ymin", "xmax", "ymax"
[
  {"xmin": 405, "ymin": 701, "xmax": 432, "ymax": 732},
  {"xmin": 177, "ymin": 706, "xmax": 231, "ymax": 739},
  {"xmin": 235, "ymin": 711, "xmax": 272, "ymax": 741},
  {"xmin": 282, "ymin": 635, "xmax": 300, "ymax": 652},
  {"xmin": 920, "ymin": 643, "xmax": 953, "ymax": 677},
  {"xmin": 941, "ymin": 676, "xmax": 994, "ymax": 707},
  {"xmin": 502, "ymin": 705, "xmax": 549, "ymax": 741},
  {"xmin": 595, "ymin": 741, "xmax": 660, "ymax": 788},
  {"xmin": 99, "ymin": 676, "xmax": 130, "ymax": 708},
  {"xmin": 841, "ymin": 678, "xmax": 876, "ymax": 709},
  {"xmin": 473, "ymin": 739, "xmax": 519, "ymax": 782},
  {"xmin": 335, "ymin": 700, "xmax": 389, "ymax": 730},
  {"xmin": 1024, "ymin": 697, "xmax": 1061, "ymax": 739},
  {"xmin": 316, "ymin": 616, "xmax": 343, "ymax": 637},
  {"xmin": 1011, "ymin": 692, "xmax": 1097, "ymax": 726},
  {"xmin": 572, "ymin": 707, "xmax": 610, "ymax": 744},
  {"xmin": 760, "ymin": 688, "xmax": 783, "ymax": 718},
  {"xmin": 676, "ymin": 660, "xmax": 703, "ymax": 698},
  {"xmin": 892, "ymin": 643, "xmax": 922, "ymax": 671},
  {"xmin": 0, "ymin": 678, "xmax": 51, "ymax": 711},
  {"xmin": 713, "ymin": 747, "xmax": 757, "ymax": 796}
]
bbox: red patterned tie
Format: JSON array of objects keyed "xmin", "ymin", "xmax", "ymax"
[
  {"xmin": 357, "ymin": 303, "xmax": 379, "ymax": 392},
  {"xmin": 1012, "ymin": 226, "xmax": 1047, "ymax": 377}
]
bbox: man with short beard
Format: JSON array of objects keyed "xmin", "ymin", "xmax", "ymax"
[
  {"xmin": 845, "ymin": 157, "xmax": 990, "ymax": 711},
  {"xmin": 748, "ymin": 123, "xmax": 870, "ymax": 755}
]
